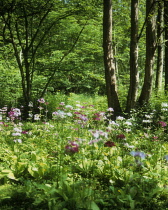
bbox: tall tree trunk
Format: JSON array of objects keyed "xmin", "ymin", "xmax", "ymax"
[
  {"xmin": 126, "ymin": 0, "xmax": 139, "ymax": 112},
  {"xmin": 164, "ymin": 0, "xmax": 168, "ymax": 92},
  {"xmin": 103, "ymin": 0, "xmax": 122, "ymax": 118},
  {"xmin": 138, "ymin": 0, "xmax": 156, "ymax": 105},
  {"xmin": 155, "ymin": 0, "xmax": 164, "ymax": 94}
]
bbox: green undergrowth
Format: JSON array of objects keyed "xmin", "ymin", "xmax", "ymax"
[{"xmin": 0, "ymin": 95, "xmax": 168, "ymax": 209}]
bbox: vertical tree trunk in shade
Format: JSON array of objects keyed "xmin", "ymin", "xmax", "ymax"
[
  {"xmin": 126, "ymin": 0, "xmax": 139, "ymax": 112},
  {"xmin": 155, "ymin": 0, "xmax": 164, "ymax": 94},
  {"xmin": 138, "ymin": 0, "xmax": 156, "ymax": 105},
  {"xmin": 164, "ymin": 0, "xmax": 168, "ymax": 92},
  {"xmin": 103, "ymin": 0, "xmax": 122, "ymax": 117}
]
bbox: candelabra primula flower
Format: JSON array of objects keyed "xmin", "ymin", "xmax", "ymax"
[
  {"xmin": 37, "ymin": 98, "xmax": 45, "ymax": 103},
  {"xmin": 158, "ymin": 121, "xmax": 167, "ymax": 127},
  {"xmin": 65, "ymin": 141, "xmax": 79, "ymax": 154},
  {"xmin": 104, "ymin": 141, "xmax": 115, "ymax": 147}
]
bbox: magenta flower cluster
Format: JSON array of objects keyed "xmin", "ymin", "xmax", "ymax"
[{"xmin": 65, "ymin": 141, "xmax": 79, "ymax": 154}]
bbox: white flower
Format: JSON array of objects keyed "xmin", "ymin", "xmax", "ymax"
[
  {"xmin": 12, "ymin": 133, "xmax": 21, "ymax": 136},
  {"xmin": 76, "ymin": 104, "xmax": 81, "ymax": 107},
  {"xmin": 142, "ymin": 119, "xmax": 152, "ymax": 123},
  {"xmin": 65, "ymin": 105, "xmax": 73, "ymax": 109},
  {"xmin": 125, "ymin": 121, "xmax": 132, "ymax": 126},
  {"xmin": 28, "ymin": 101, "xmax": 33, "ymax": 107},
  {"xmin": 59, "ymin": 102, "xmax": 65, "ymax": 105},
  {"xmin": 13, "ymin": 108, "xmax": 21, "ymax": 117},
  {"xmin": 124, "ymin": 143, "xmax": 135, "ymax": 148},
  {"xmin": 66, "ymin": 112, "xmax": 73, "ymax": 117},
  {"xmin": 107, "ymin": 107, "xmax": 114, "ymax": 112},
  {"xmin": 34, "ymin": 114, "xmax": 40, "ymax": 120},
  {"xmin": 161, "ymin": 103, "xmax": 168, "ymax": 107},
  {"xmin": 13, "ymin": 139, "xmax": 22, "ymax": 143},
  {"xmin": 116, "ymin": 116, "xmax": 125, "ymax": 120},
  {"xmin": 14, "ymin": 127, "xmax": 22, "ymax": 133}
]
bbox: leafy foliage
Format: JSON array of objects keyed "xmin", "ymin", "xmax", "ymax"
[{"xmin": 0, "ymin": 95, "xmax": 168, "ymax": 209}]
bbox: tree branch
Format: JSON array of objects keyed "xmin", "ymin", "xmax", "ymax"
[{"xmin": 40, "ymin": 20, "xmax": 88, "ymax": 98}]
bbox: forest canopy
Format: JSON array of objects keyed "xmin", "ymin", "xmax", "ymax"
[{"xmin": 0, "ymin": 0, "xmax": 168, "ymax": 117}]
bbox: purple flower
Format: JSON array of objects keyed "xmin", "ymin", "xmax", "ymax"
[
  {"xmin": 37, "ymin": 98, "xmax": 45, "ymax": 103},
  {"xmin": 22, "ymin": 130, "xmax": 28, "ymax": 134},
  {"xmin": 65, "ymin": 141, "xmax": 79, "ymax": 154},
  {"xmin": 130, "ymin": 151, "xmax": 146, "ymax": 159},
  {"xmin": 104, "ymin": 141, "xmax": 115, "ymax": 147},
  {"xmin": 60, "ymin": 102, "xmax": 65, "ymax": 106},
  {"xmin": 158, "ymin": 121, "xmax": 167, "ymax": 127},
  {"xmin": 8, "ymin": 108, "xmax": 21, "ymax": 120}
]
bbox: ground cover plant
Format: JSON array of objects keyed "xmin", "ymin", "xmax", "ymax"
[{"xmin": 0, "ymin": 94, "xmax": 168, "ymax": 210}]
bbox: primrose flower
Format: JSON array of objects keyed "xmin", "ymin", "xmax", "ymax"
[
  {"xmin": 158, "ymin": 121, "xmax": 167, "ymax": 127},
  {"xmin": 116, "ymin": 116, "xmax": 125, "ymax": 121},
  {"xmin": 161, "ymin": 103, "xmax": 168, "ymax": 107},
  {"xmin": 65, "ymin": 105, "xmax": 73, "ymax": 109},
  {"xmin": 12, "ymin": 133, "xmax": 21, "ymax": 136},
  {"xmin": 107, "ymin": 107, "xmax": 114, "ymax": 112},
  {"xmin": 13, "ymin": 139, "xmax": 22, "ymax": 143},
  {"xmin": 124, "ymin": 143, "xmax": 135, "ymax": 148},
  {"xmin": 37, "ymin": 98, "xmax": 45, "ymax": 103},
  {"xmin": 8, "ymin": 108, "xmax": 21, "ymax": 120},
  {"xmin": 125, "ymin": 121, "xmax": 132, "ymax": 126},
  {"xmin": 60, "ymin": 102, "xmax": 65, "ymax": 106},
  {"xmin": 104, "ymin": 141, "xmax": 115, "ymax": 147},
  {"xmin": 52, "ymin": 111, "xmax": 66, "ymax": 119},
  {"xmin": 89, "ymin": 139, "xmax": 101, "ymax": 144},
  {"xmin": 34, "ymin": 114, "xmax": 40, "ymax": 120},
  {"xmin": 130, "ymin": 151, "xmax": 146, "ymax": 159},
  {"xmin": 65, "ymin": 141, "xmax": 79, "ymax": 154},
  {"xmin": 14, "ymin": 127, "xmax": 22, "ymax": 133},
  {"xmin": 28, "ymin": 101, "xmax": 33, "ymax": 107}
]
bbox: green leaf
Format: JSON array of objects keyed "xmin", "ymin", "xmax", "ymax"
[{"xmin": 90, "ymin": 201, "xmax": 100, "ymax": 210}]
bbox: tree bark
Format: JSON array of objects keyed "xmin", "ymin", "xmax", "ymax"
[
  {"xmin": 138, "ymin": 0, "xmax": 156, "ymax": 105},
  {"xmin": 103, "ymin": 0, "xmax": 122, "ymax": 118},
  {"xmin": 126, "ymin": 0, "xmax": 139, "ymax": 112},
  {"xmin": 155, "ymin": 0, "xmax": 164, "ymax": 94},
  {"xmin": 164, "ymin": 0, "xmax": 168, "ymax": 92}
]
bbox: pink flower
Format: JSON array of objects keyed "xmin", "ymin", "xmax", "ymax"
[
  {"xmin": 37, "ymin": 98, "xmax": 45, "ymax": 103},
  {"xmin": 65, "ymin": 141, "xmax": 79, "ymax": 154},
  {"xmin": 22, "ymin": 130, "xmax": 28, "ymax": 134},
  {"xmin": 158, "ymin": 121, "xmax": 167, "ymax": 127}
]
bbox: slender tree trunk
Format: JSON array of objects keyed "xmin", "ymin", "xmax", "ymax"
[
  {"xmin": 138, "ymin": 0, "xmax": 156, "ymax": 105},
  {"xmin": 155, "ymin": 0, "xmax": 164, "ymax": 94},
  {"xmin": 103, "ymin": 0, "xmax": 122, "ymax": 117},
  {"xmin": 126, "ymin": 0, "xmax": 139, "ymax": 112},
  {"xmin": 164, "ymin": 0, "xmax": 168, "ymax": 92}
]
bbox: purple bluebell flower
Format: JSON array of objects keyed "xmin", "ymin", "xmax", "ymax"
[{"xmin": 130, "ymin": 151, "xmax": 146, "ymax": 159}]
